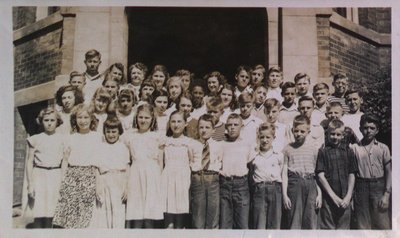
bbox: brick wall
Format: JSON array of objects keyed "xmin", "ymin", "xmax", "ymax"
[
  {"xmin": 13, "ymin": 7, "xmax": 36, "ymax": 30},
  {"xmin": 359, "ymin": 8, "xmax": 391, "ymax": 34},
  {"xmin": 316, "ymin": 15, "xmax": 331, "ymax": 78},
  {"xmin": 14, "ymin": 26, "xmax": 63, "ymax": 91}
]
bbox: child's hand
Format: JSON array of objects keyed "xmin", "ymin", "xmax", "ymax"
[
  {"xmin": 27, "ymin": 185, "xmax": 35, "ymax": 200},
  {"xmin": 340, "ymin": 195, "xmax": 351, "ymax": 209},
  {"xmin": 121, "ymin": 184, "xmax": 128, "ymax": 202},
  {"xmin": 331, "ymin": 194, "xmax": 343, "ymax": 208},
  {"xmin": 378, "ymin": 193, "xmax": 390, "ymax": 210},
  {"xmin": 315, "ymin": 193, "xmax": 322, "ymax": 209},
  {"xmin": 283, "ymin": 194, "xmax": 292, "ymax": 210}
]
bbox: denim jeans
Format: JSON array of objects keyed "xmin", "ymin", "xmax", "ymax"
[
  {"xmin": 190, "ymin": 173, "xmax": 220, "ymax": 229},
  {"xmin": 252, "ymin": 181, "xmax": 282, "ymax": 229},
  {"xmin": 353, "ymin": 177, "xmax": 391, "ymax": 229},
  {"xmin": 219, "ymin": 175, "xmax": 250, "ymax": 229},
  {"xmin": 320, "ymin": 194, "xmax": 351, "ymax": 229},
  {"xmin": 285, "ymin": 175, "xmax": 318, "ymax": 229}
]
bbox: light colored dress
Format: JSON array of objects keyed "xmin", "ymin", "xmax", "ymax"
[
  {"xmin": 56, "ymin": 110, "xmax": 72, "ymax": 134},
  {"xmin": 125, "ymin": 131, "xmax": 164, "ymax": 220},
  {"xmin": 161, "ymin": 135, "xmax": 202, "ymax": 214},
  {"xmin": 94, "ymin": 113, "xmax": 108, "ymax": 133},
  {"xmin": 117, "ymin": 110, "xmax": 135, "ymax": 132},
  {"xmin": 26, "ymin": 132, "xmax": 65, "ymax": 218}
]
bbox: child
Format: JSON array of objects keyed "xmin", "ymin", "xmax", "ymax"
[
  {"xmin": 91, "ymin": 87, "xmax": 112, "ymax": 132},
  {"xmin": 252, "ymin": 85, "xmax": 268, "ymax": 122},
  {"xmin": 126, "ymin": 104, "xmax": 164, "ymax": 228},
  {"xmin": 342, "ymin": 90, "xmax": 364, "ymax": 140},
  {"xmin": 176, "ymin": 92, "xmax": 198, "ymax": 139},
  {"xmin": 137, "ymin": 80, "xmax": 156, "ymax": 106},
  {"xmin": 165, "ymin": 76, "xmax": 184, "ymax": 115},
  {"xmin": 190, "ymin": 82, "xmax": 207, "ymax": 120},
  {"xmin": 238, "ymin": 92, "xmax": 263, "ymax": 147},
  {"xmin": 82, "ymin": 49, "xmax": 104, "ymax": 102},
  {"xmin": 190, "ymin": 114, "xmax": 223, "ymax": 229},
  {"xmin": 175, "ymin": 69, "xmax": 193, "ymax": 92},
  {"xmin": 315, "ymin": 119, "xmax": 358, "ymax": 229},
  {"xmin": 350, "ymin": 113, "xmax": 391, "ymax": 229},
  {"xmin": 219, "ymin": 113, "xmax": 254, "ymax": 229},
  {"xmin": 149, "ymin": 64, "xmax": 169, "ymax": 91},
  {"xmin": 219, "ymin": 83, "xmax": 239, "ymax": 124},
  {"xmin": 55, "ymin": 85, "xmax": 84, "ymax": 134},
  {"xmin": 277, "ymin": 82, "xmax": 298, "ymax": 128},
  {"xmin": 151, "ymin": 89, "xmax": 171, "ymax": 136},
  {"xmin": 116, "ymin": 89, "xmax": 136, "ymax": 132},
  {"xmin": 294, "ymin": 73, "xmax": 312, "ymax": 106},
  {"xmin": 250, "ymin": 122, "xmax": 283, "ymax": 229},
  {"xmin": 312, "ymin": 82, "xmax": 330, "ymax": 125},
  {"xmin": 102, "ymin": 77, "xmax": 119, "ymax": 102},
  {"xmin": 105, "ymin": 63, "xmax": 126, "ymax": 86},
  {"xmin": 264, "ymin": 98, "xmax": 290, "ymax": 152},
  {"xmin": 204, "ymin": 71, "xmax": 226, "ymax": 98},
  {"xmin": 25, "ymin": 108, "xmax": 66, "ymax": 228},
  {"xmin": 282, "ymin": 115, "xmax": 322, "ymax": 229},
  {"xmin": 326, "ymin": 73, "xmax": 350, "ymax": 113},
  {"xmin": 52, "ymin": 104, "xmax": 102, "ymax": 228},
  {"xmin": 95, "ymin": 116, "xmax": 130, "ymax": 228},
  {"xmin": 128, "ymin": 62, "xmax": 148, "ymax": 101},
  {"xmin": 161, "ymin": 110, "xmax": 202, "ymax": 228},
  {"xmin": 69, "ymin": 71, "xmax": 86, "ymax": 92},
  {"xmin": 251, "ymin": 64, "xmax": 266, "ymax": 90},
  {"xmin": 206, "ymin": 96, "xmax": 227, "ymax": 141},
  {"xmin": 234, "ymin": 65, "xmax": 253, "ymax": 98},
  {"xmin": 266, "ymin": 66, "xmax": 284, "ymax": 103}
]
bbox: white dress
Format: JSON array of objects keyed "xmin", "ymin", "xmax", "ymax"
[
  {"xmin": 126, "ymin": 131, "xmax": 164, "ymax": 220},
  {"xmin": 160, "ymin": 136, "xmax": 202, "ymax": 214}
]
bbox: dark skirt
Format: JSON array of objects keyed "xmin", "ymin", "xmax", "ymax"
[{"xmin": 52, "ymin": 166, "xmax": 96, "ymax": 228}]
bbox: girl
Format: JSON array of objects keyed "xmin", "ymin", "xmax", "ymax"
[
  {"xmin": 251, "ymin": 64, "xmax": 266, "ymax": 90},
  {"xmin": 219, "ymin": 83, "xmax": 239, "ymax": 124},
  {"xmin": 25, "ymin": 107, "xmax": 66, "ymax": 228},
  {"xmin": 91, "ymin": 87, "xmax": 112, "ymax": 132},
  {"xmin": 102, "ymin": 77, "xmax": 119, "ymax": 102},
  {"xmin": 175, "ymin": 69, "xmax": 192, "ymax": 92},
  {"xmin": 190, "ymin": 82, "xmax": 207, "ymax": 120},
  {"xmin": 104, "ymin": 63, "xmax": 126, "ymax": 86},
  {"xmin": 95, "ymin": 116, "xmax": 130, "ymax": 228},
  {"xmin": 52, "ymin": 104, "xmax": 102, "ymax": 228},
  {"xmin": 161, "ymin": 110, "xmax": 201, "ymax": 228},
  {"xmin": 234, "ymin": 65, "xmax": 253, "ymax": 98},
  {"xmin": 176, "ymin": 92, "xmax": 198, "ymax": 139},
  {"xmin": 148, "ymin": 64, "xmax": 169, "ymax": 91},
  {"xmin": 266, "ymin": 66, "xmax": 284, "ymax": 103},
  {"xmin": 164, "ymin": 76, "xmax": 184, "ymax": 115},
  {"xmin": 55, "ymin": 85, "xmax": 84, "ymax": 134},
  {"xmin": 128, "ymin": 62, "xmax": 148, "ymax": 101},
  {"xmin": 151, "ymin": 89, "xmax": 171, "ymax": 136},
  {"xmin": 204, "ymin": 71, "xmax": 226, "ymax": 99},
  {"xmin": 126, "ymin": 104, "xmax": 164, "ymax": 228},
  {"xmin": 116, "ymin": 89, "xmax": 136, "ymax": 132},
  {"xmin": 137, "ymin": 80, "xmax": 156, "ymax": 106}
]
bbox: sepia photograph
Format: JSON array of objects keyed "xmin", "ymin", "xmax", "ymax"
[{"xmin": 1, "ymin": 1, "xmax": 398, "ymax": 237}]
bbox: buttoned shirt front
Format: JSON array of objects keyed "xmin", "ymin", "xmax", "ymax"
[
  {"xmin": 252, "ymin": 149, "xmax": 284, "ymax": 183},
  {"xmin": 190, "ymin": 138, "xmax": 223, "ymax": 172}
]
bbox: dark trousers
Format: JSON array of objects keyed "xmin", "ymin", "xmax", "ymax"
[
  {"xmin": 219, "ymin": 175, "xmax": 250, "ymax": 229},
  {"xmin": 353, "ymin": 177, "xmax": 391, "ymax": 229},
  {"xmin": 320, "ymin": 195, "xmax": 351, "ymax": 229},
  {"xmin": 190, "ymin": 173, "xmax": 220, "ymax": 229},
  {"xmin": 252, "ymin": 181, "xmax": 282, "ymax": 229}
]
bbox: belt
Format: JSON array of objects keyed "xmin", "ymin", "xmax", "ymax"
[
  {"xmin": 192, "ymin": 170, "xmax": 219, "ymax": 175},
  {"xmin": 100, "ymin": 169, "xmax": 126, "ymax": 175},
  {"xmin": 256, "ymin": 181, "xmax": 281, "ymax": 185},
  {"xmin": 221, "ymin": 175, "xmax": 247, "ymax": 181},
  {"xmin": 288, "ymin": 171, "xmax": 315, "ymax": 179},
  {"xmin": 34, "ymin": 165, "xmax": 61, "ymax": 170},
  {"xmin": 356, "ymin": 177, "xmax": 384, "ymax": 183}
]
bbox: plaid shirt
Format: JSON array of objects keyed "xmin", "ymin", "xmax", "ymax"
[{"xmin": 315, "ymin": 143, "xmax": 358, "ymax": 197}]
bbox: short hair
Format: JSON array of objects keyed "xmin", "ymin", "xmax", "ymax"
[
  {"xmin": 281, "ymin": 81, "xmax": 296, "ymax": 94},
  {"xmin": 102, "ymin": 76, "xmax": 119, "ymax": 88},
  {"xmin": 106, "ymin": 63, "xmax": 126, "ymax": 85},
  {"xmin": 264, "ymin": 98, "xmax": 281, "ymax": 112},
  {"xmin": 298, "ymin": 95, "xmax": 314, "ymax": 106},
  {"xmin": 226, "ymin": 113, "xmax": 242, "ymax": 124},
  {"xmin": 118, "ymin": 89, "xmax": 136, "ymax": 104},
  {"xmin": 176, "ymin": 91, "xmax": 193, "ymax": 113},
  {"xmin": 333, "ymin": 72, "xmax": 348, "ymax": 83},
  {"xmin": 70, "ymin": 104, "xmax": 98, "ymax": 133},
  {"xmin": 238, "ymin": 92, "xmax": 254, "ymax": 104},
  {"xmin": 36, "ymin": 107, "xmax": 63, "ymax": 127},
  {"xmin": 327, "ymin": 119, "xmax": 345, "ymax": 133},
  {"xmin": 166, "ymin": 110, "xmax": 188, "ymax": 137},
  {"xmin": 92, "ymin": 87, "xmax": 112, "ymax": 105},
  {"xmin": 128, "ymin": 62, "xmax": 148, "ymax": 84},
  {"xmin": 85, "ymin": 49, "xmax": 101, "ymax": 60},
  {"xmin": 313, "ymin": 82, "xmax": 329, "ymax": 93},
  {"xmin": 219, "ymin": 83, "xmax": 239, "ymax": 111},
  {"xmin": 206, "ymin": 96, "xmax": 224, "ymax": 111},
  {"xmin": 257, "ymin": 122, "xmax": 276, "ymax": 136},
  {"xmin": 293, "ymin": 114, "xmax": 310, "ymax": 128},
  {"xmin": 236, "ymin": 65, "xmax": 251, "ymax": 76},
  {"xmin": 69, "ymin": 71, "xmax": 85, "ymax": 81},
  {"xmin": 139, "ymin": 80, "xmax": 156, "ymax": 100},
  {"xmin": 252, "ymin": 64, "xmax": 266, "ymax": 82},
  {"xmin": 326, "ymin": 102, "xmax": 343, "ymax": 112},
  {"xmin": 148, "ymin": 64, "xmax": 169, "ymax": 83},
  {"xmin": 204, "ymin": 71, "xmax": 227, "ymax": 94},
  {"xmin": 198, "ymin": 114, "xmax": 216, "ymax": 128},
  {"xmin": 360, "ymin": 113, "xmax": 380, "ymax": 129},
  {"xmin": 345, "ymin": 89, "xmax": 363, "ymax": 98},
  {"xmin": 268, "ymin": 66, "xmax": 282, "ymax": 76},
  {"xmin": 55, "ymin": 85, "xmax": 84, "ymax": 108},
  {"xmin": 103, "ymin": 115, "xmax": 124, "ymax": 135},
  {"xmin": 133, "ymin": 104, "xmax": 158, "ymax": 131},
  {"xmin": 294, "ymin": 72, "xmax": 310, "ymax": 84},
  {"xmin": 175, "ymin": 69, "xmax": 193, "ymax": 79},
  {"xmin": 150, "ymin": 89, "xmax": 171, "ymax": 108}
]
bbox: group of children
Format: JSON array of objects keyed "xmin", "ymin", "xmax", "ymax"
[{"xmin": 24, "ymin": 49, "xmax": 391, "ymax": 230}]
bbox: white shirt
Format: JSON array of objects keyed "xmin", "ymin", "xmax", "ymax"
[
  {"xmin": 342, "ymin": 112, "xmax": 364, "ymax": 141},
  {"xmin": 240, "ymin": 115, "xmax": 263, "ymax": 147},
  {"xmin": 190, "ymin": 138, "xmax": 223, "ymax": 172},
  {"xmin": 220, "ymin": 138, "xmax": 254, "ymax": 177},
  {"xmin": 66, "ymin": 131, "xmax": 103, "ymax": 167},
  {"xmin": 266, "ymin": 87, "xmax": 283, "ymax": 103},
  {"xmin": 252, "ymin": 150, "xmax": 284, "ymax": 183}
]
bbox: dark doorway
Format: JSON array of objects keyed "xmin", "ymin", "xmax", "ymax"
[{"xmin": 126, "ymin": 7, "xmax": 267, "ymax": 82}]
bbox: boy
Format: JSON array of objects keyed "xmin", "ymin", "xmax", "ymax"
[
  {"xmin": 250, "ymin": 123, "xmax": 283, "ymax": 229},
  {"xmin": 266, "ymin": 66, "xmax": 284, "ymax": 103},
  {"xmin": 342, "ymin": 90, "xmax": 364, "ymax": 140},
  {"xmin": 251, "ymin": 64, "xmax": 266, "ymax": 89},
  {"xmin": 264, "ymin": 98, "xmax": 290, "ymax": 152},
  {"xmin": 220, "ymin": 113, "xmax": 254, "ymax": 229},
  {"xmin": 69, "ymin": 71, "xmax": 86, "ymax": 91},
  {"xmin": 282, "ymin": 115, "xmax": 322, "ymax": 229},
  {"xmin": 82, "ymin": 49, "xmax": 103, "ymax": 102},
  {"xmin": 320, "ymin": 102, "xmax": 358, "ymax": 146},
  {"xmin": 278, "ymin": 82, "xmax": 298, "ymax": 127},
  {"xmin": 312, "ymin": 83, "xmax": 330, "ymax": 125},
  {"xmin": 294, "ymin": 73, "xmax": 312, "ymax": 104},
  {"xmin": 238, "ymin": 92, "xmax": 263, "ymax": 147},
  {"xmin": 206, "ymin": 96, "xmax": 226, "ymax": 141},
  {"xmin": 251, "ymin": 85, "xmax": 268, "ymax": 122},
  {"xmin": 350, "ymin": 114, "xmax": 391, "ymax": 229},
  {"xmin": 326, "ymin": 73, "xmax": 350, "ymax": 113},
  {"xmin": 315, "ymin": 119, "xmax": 358, "ymax": 229},
  {"xmin": 190, "ymin": 82, "xmax": 207, "ymax": 120},
  {"xmin": 190, "ymin": 114, "xmax": 223, "ymax": 229}
]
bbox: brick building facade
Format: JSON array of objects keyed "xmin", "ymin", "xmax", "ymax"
[{"xmin": 12, "ymin": 6, "xmax": 391, "ymax": 206}]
